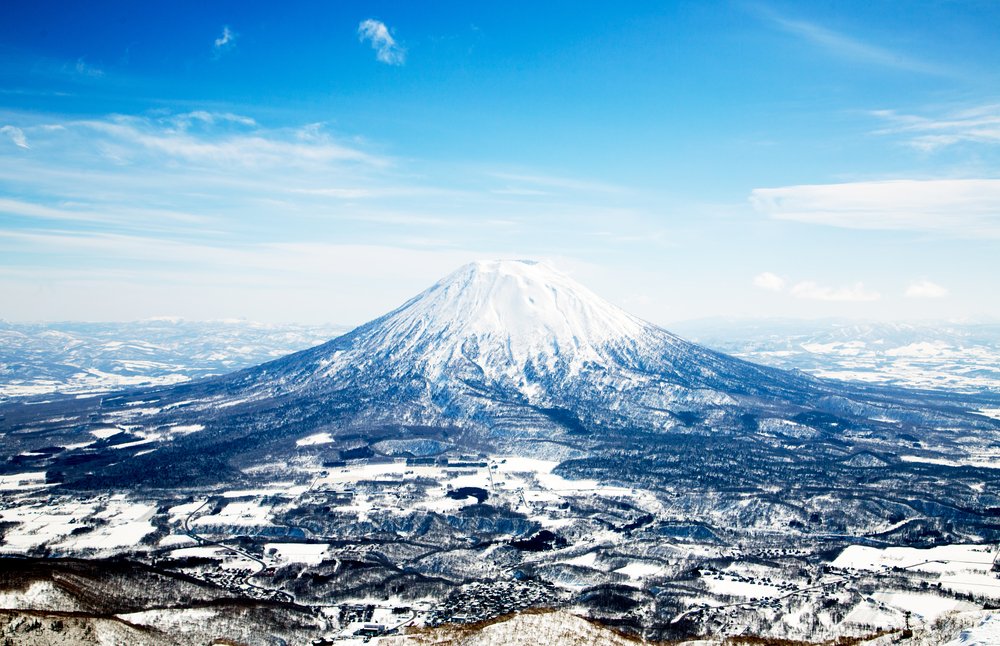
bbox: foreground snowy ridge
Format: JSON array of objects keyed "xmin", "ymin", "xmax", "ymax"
[{"xmin": 379, "ymin": 607, "xmax": 1000, "ymax": 645}]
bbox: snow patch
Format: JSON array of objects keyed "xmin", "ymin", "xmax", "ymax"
[
  {"xmin": 296, "ymin": 432, "xmax": 333, "ymax": 446},
  {"xmin": 264, "ymin": 542, "xmax": 330, "ymax": 565},
  {"xmin": 0, "ymin": 472, "xmax": 48, "ymax": 491}
]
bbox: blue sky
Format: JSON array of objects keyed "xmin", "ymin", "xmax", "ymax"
[{"xmin": 1, "ymin": 1, "xmax": 999, "ymax": 324}]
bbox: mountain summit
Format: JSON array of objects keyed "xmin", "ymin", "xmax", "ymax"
[
  {"xmin": 315, "ymin": 259, "xmax": 669, "ymax": 384},
  {"xmin": 372, "ymin": 259, "xmax": 650, "ymax": 364}
]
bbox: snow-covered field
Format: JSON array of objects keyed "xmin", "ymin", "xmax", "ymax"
[
  {"xmin": 0, "ymin": 495, "xmax": 155, "ymax": 554},
  {"xmin": 192, "ymin": 500, "xmax": 274, "ymax": 527},
  {"xmin": 833, "ymin": 544, "xmax": 1000, "ymax": 599},
  {"xmin": 900, "ymin": 453, "xmax": 1000, "ymax": 470},
  {"xmin": 0, "ymin": 472, "xmax": 50, "ymax": 491},
  {"xmin": 702, "ymin": 574, "xmax": 782, "ymax": 600},
  {"xmin": 871, "ymin": 591, "xmax": 978, "ymax": 623},
  {"xmin": 265, "ymin": 542, "xmax": 330, "ymax": 565}
]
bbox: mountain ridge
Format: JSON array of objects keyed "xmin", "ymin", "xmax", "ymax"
[{"xmin": 206, "ymin": 259, "xmax": 830, "ymax": 434}]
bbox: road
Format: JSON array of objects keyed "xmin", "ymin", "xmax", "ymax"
[{"xmin": 182, "ymin": 498, "xmax": 294, "ymax": 603}]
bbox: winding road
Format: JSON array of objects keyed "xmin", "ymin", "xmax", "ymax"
[{"xmin": 182, "ymin": 498, "xmax": 294, "ymax": 603}]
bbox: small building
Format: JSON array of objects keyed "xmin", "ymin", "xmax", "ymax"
[{"xmin": 355, "ymin": 623, "xmax": 386, "ymax": 637}]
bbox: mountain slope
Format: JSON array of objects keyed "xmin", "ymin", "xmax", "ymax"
[{"xmin": 204, "ymin": 260, "xmax": 825, "ymax": 430}]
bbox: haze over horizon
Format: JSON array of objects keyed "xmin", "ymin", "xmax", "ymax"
[{"xmin": 2, "ymin": 1, "xmax": 999, "ymax": 324}]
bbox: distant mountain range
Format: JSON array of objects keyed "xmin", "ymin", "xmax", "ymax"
[
  {"xmin": 0, "ymin": 319, "xmax": 347, "ymax": 400},
  {"xmin": 672, "ymin": 318, "xmax": 1000, "ymax": 393}
]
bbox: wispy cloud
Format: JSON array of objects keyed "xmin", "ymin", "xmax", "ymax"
[
  {"xmin": 0, "ymin": 111, "xmax": 393, "ymax": 243},
  {"xmin": 0, "ymin": 197, "xmax": 209, "ymax": 228},
  {"xmin": 750, "ymin": 179, "xmax": 1000, "ymax": 238},
  {"xmin": 213, "ymin": 26, "xmax": 237, "ymax": 57},
  {"xmin": 0, "ymin": 107, "xmax": 667, "ymax": 320},
  {"xmin": 0, "ymin": 198, "xmax": 119, "ymax": 225},
  {"xmin": 76, "ymin": 113, "xmax": 382, "ymax": 168},
  {"xmin": 488, "ymin": 172, "xmax": 626, "ymax": 195},
  {"xmin": 752, "ymin": 271, "xmax": 786, "ymax": 292},
  {"xmin": 905, "ymin": 279, "xmax": 948, "ymax": 299},
  {"xmin": 0, "ymin": 51, "xmax": 108, "ymax": 86},
  {"xmin": 0, "ymin": 125, "xmax": 29, "ymax": 149},
  {"xmin": 756, "ymin": 7, "xmax": 950, "ymax": 76},
  {"xmin": 872, "ymin": 104, "xmax": 1000, "ymax": 151},
  {"xmin": 790, "ymin": 280, "xmax": 880, "ymax": 302},
  {"xmin": 752, "ymin": 270, "xmax": 879, "ymax": 302},
  {"xmin": 0, "ymin": 109, "xmax": 650, "ymax": 253},
  {"xmin": 0, "ymin": 229, "xmax": 527, "ymax": 321},
  {"xmin": 358, "ymin": 19, "xmax": 406, "ymax": 65},
  {"xmin": 74, "ymin": 57, "xmax": 105, "ymax": 78},
  {"xmin": 169, "ymin": 111, "xmax": 257, "ymax": 130}
]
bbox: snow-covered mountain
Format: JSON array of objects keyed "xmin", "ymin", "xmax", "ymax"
[
  {"xmin": 204, "ymin": 259, "xmax": 828, "ymax": 436},
  {"xmin": 4, "ymin": 260, "xmax": 998, "ymax": 488},
  {"xmin": 329, "ymin": 259, "xmax": 658, "ymax": 382}
]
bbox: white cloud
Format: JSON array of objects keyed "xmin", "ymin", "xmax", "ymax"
[
  {"xmin": 358, "ymin": 19, "xmax": 406, "ymax": 65},
  {"xmin": 0, "ymin": 125, "xmax": 29, "ymax": 149},
  {"xmin": 750, "ymin": 179, "xmax": 1000, "ymax": 237},
  {"xmin": 790, "ymin": 281, "xmax": 880, "ymax": 302},
  {"xmin": 750, "ymin": 270, "xmax": 879, "ymax": 302},
  {"xmin": 872, "ymin": 105, "xmax": 1000, "ymax": 151},
  {"xmin": 753, "ymin": 271, "xmax": 786, "ymax": 292},
  {"xmin": 214, "ymin": 26, "xmax": 237, "ymax": 56},
  {"xmin": 905, "ymin": 279, "xmax": 948, "ymax": 299}
]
